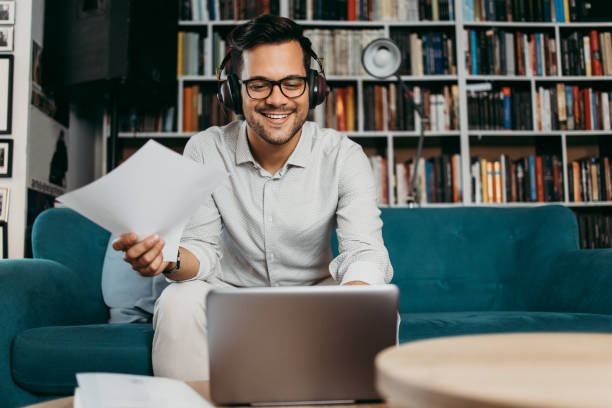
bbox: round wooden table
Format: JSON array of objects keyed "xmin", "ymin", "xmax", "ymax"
[
  {"xmin": 25, "ymin": 380, "xmax": 388, "ymax": 408},
  {"xmin": 375, "ymin": 333, "xmax": 612, "ymax": 408}
]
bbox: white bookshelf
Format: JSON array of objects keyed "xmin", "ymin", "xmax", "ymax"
[{"xmin": 119, "ymin": 0, "xmax": 612, "ymax": 210}]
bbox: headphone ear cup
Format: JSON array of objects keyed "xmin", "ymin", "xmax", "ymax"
[
  {"xmin": 308, "ymin": 68, "xmax": 328, "ymax": 109},
  {"xmin": 308, "ymin": 69, "xmax": 318, "ymax": 109},
  {"xmin": 227, "ymin": 73, "xmax": 243, "ymax": 115},
  {"xmin": 217, "ymin": 80, "xmax": 234, "ymax": 111},
  {"xmin": 217, "ymin": 73, "xmax": 243, "ymax": 115}
]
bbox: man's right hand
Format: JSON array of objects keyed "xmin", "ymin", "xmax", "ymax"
[{"xmin": 112, "ymin": 233, "xmax": 172, "ymax": 277}]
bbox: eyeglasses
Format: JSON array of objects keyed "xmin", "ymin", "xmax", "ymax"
[{"xmin": 239, "ymin": 76, "xmax": 307, "ymax": 100}]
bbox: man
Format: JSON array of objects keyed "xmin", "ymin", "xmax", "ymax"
[{"xmin": 113, "ymin": 15, "xmax": 393, "ymax": 381}]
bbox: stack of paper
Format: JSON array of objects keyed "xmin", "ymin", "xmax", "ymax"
[
  {"xmin": 74, "ymin": 373, "xmax": 214, "ymax": 408},
  {"xmin": 57, "ymin": 140, "xmax": 227, "ymax": 261}
]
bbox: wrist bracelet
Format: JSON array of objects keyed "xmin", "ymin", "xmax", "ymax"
[{"xmin": 162, "ymin": 250, "xmax": 181, "ymax": 275}]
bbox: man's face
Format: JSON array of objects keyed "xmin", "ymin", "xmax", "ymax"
[{"xmin": 240, "ymin": 40, "xmax": 310, "ymax": 146}]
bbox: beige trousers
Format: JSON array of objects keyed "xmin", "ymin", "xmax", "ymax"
[{"xmin": 152, "ymin": 277, "xmax": 337, "ymax": 381}]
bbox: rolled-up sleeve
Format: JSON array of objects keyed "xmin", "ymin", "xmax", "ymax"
[
  {"xmin": 329, "ymin": 144, "xmax": 394, "ymax": 285},
  {"xmin": 169, "ymin": 136, "xmax": 224, "ymax": 282}
]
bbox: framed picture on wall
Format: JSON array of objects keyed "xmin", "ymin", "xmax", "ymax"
[
  {"xmin": 0, "ymin": 222, "xmax": 6, "ymax": 258},
  {"xmin": 0, "ymin": 139, "xmax": 12, "ymax": 177},
  {"xmin": 0, "ymin": 26, "xmax": 13, "ymax": 52},
  {"xmin": 0, "ymin": 1, "xmax": 15, "ymax": 25},
  {"xmin": 0, "ymin": 55, "xmax": 12, "ymax": 134},
  {"xmin": 0, "ymin": 186, "xmax": 9, "ymax": 222}
]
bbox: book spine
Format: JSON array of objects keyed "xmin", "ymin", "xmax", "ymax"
[
  {"xmin": 591, "ymin": 30, "xmax": 603, "ymax": 76},
  {"xmin": 584, "ymin": 35, "xmax": 592, "ymax": 76},
  {"xmin": 573, "ymin": 161, "xmax": 582, "ymax": 202},
  {"xmin": 487, "ymin": 161, "xmax": 495, "ymax": 203},
  {"xmin": 529, "ymin": 155, "xmax": 537, "ymax": 201},
  {"xmin": 536, "ymin": 155, "xmax": 544, "ymax": 202},
  {"xmin": 502, "ymin": 87, "xmax": 512, "ymax": 129},
  {"xmin": 494, "ymin": 160, "xmax": 502, "ymax": 203}
]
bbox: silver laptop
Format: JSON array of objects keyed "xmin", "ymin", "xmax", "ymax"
[{"xmin": 206, "ymin": 285, "xmax": 399, "ymax": 405}]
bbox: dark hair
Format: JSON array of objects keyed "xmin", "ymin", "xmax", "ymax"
[{"xmin": 225, "ymin": 15, "xmax": 312, "ymax": 77}]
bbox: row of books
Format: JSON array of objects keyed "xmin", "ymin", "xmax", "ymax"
[
  {"xmin": 562, "ymin": 30, "xmax": 612, "ymax": 76},
  {"xmin": 471, "ymin": 155, "xmax": 564, "ymax": 203},
  {"xmin": 291, "ymin": 0, "xmax": 454, "ymax": 21},
  {"xmin": 179, "ymin": 0, "xmax": 279, "ymax": 20},
  {"xmin": 182, "ymin": 85, "xmax": 236, "ymax": 132},
  {"xmin": 463, "ymin": 0, "xmax": 603, "ymax": 22},
  {"xmin": 310, "ymin": 86, "xmax": 357, "ymax": 131},
  {"xmin": 467, "ymin": 88, "xmax": 533, "ymax": 130},
  {"xmin": 466, "ymin": 29, "xmax": 558, "ymax": 76},
  {"xmin": 535, "ymin": 85, "xmax": 612, "ymax": 131},
  {"xmin": 391, "ymin": 31, "xmax": 457, "ymax": 76},
  {"xmin": 363, "ymin": 84, "xmax": 459, "ymax": 132},
  {"xmin": 304, "ymin": 29, "xmax": 383, "ymax": 76},
  {"xmin": 577, "ymin": 213, "xmax": 612, "ymax": 249},
  {"xmin": 212, "ymin": 32, "xmax": 229, "ymax": 75},
  {"xmin": 395, "ymin": 155, "xmax": 463, "ymax": 204},
  {"xmin": 567, "ymin": 156, "xmax": 612, "ymax": 202},
  {"xmin": 119, "ymin": 107, "xmax": 176, "ymax": 133},
  {"xmin": 177, "ymin": 32, "xmax": 206, "ymax": 76}
]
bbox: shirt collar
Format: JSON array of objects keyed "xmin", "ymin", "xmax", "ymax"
[
  {"xmin": 235, "ymin": 121, "xmax": 255, "ymax": 166},
  {"xmin": 285, "ymin": 122, "xmax": 312, "ymax": 169},
  {"xmin": 234, "ymin": 121, "xmax": 312, "ymax": 169}
]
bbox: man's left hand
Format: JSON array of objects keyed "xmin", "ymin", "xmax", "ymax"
[{"xmin": 344, "ymin": 281, "xmax": 369, "ymax": 285}]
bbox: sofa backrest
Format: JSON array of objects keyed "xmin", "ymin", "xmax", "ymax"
[
  {"xmin": 381, "ymin": 205, "xmax": 579, "ymax": 313},
  {"xmin": 32, "ymin": 207, "xmax": 111, "ymax": 318}
]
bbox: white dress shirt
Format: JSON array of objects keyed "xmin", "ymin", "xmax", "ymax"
[{"xmin": 177, "ymin": 120, "xmax": 393, "ymax": 286}]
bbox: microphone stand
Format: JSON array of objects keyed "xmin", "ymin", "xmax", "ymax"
[{"xmin": 394, "ymin": 74, "xmax": 428, "ymax": 208}]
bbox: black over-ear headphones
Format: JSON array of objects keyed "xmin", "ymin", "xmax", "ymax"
[{"xmin": 216, "ymin": 48, "xmax": 328, "ymax": 115}]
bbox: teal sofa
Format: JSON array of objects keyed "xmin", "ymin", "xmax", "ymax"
[{"xmin": 3, "ymin": 205, "xmax": 612, "ymax": 407}]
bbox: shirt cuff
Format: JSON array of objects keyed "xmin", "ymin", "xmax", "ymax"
[{"xmin": 340, "ymin": 261, "xmax": 386, "ymax": 285}]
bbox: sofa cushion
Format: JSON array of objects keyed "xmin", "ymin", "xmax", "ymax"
[
  {"xmin": 12, "ymin": 324, "xmax": 154, "ymax": 395},
  {"xmin": 399, "ymin": 311, "xmax": 612, "ymax": 343},
  {"xmin": 102, "ymin": 234, "xmax": 170, "ymax": 323},
  {"xmin": 380, "ymin": 206, "xmax": 579, "ymax": 313}
]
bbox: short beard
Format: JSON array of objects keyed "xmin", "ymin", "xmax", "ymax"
[{"xmin": 245, "ymin": 111, "xmax": 307, "ymax": 146}]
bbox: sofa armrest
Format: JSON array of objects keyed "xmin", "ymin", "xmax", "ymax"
[
  {"xmin": 0, "ymin": 259, "xmax": 108, "ymax": 406},
  {"xmin": 546, "ymin": 249, "xmax": 612, "ymax": 314},
  {"xmin": 32, "ymin": 208, "xmax": 111, "ymax": 306}
]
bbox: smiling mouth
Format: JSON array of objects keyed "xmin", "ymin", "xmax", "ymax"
[{"xmin": 263, "ymin": 113, "xmax": 290, "ymax": 119}]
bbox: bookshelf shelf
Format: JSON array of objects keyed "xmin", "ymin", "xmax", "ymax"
[
  {"xmin": 469, "ymin": 202, "xmax": 566, "ymax": 207},
  {"xmin": 557, "ymin": 22, "xmax": 612, "ymax": 28},
  {"xmin": 468, "ymin": 76, "xmax": 612, "ymax": 82},
  {"xmin": 463, "ymin": 21, "xmax": 557, "ymax": 28},
  {"xmin": 566, "ymin": 202, "xmax": 612, "ymax": 207},
  {"xmin": 564, "ymin": 131, "xmax": 612, "ymax": 136},
  {"xmin": 467, "ymin": 75, "xmax": 532, "ymax": 82},
  {"xmin": 296, "ymin": 20, "xmax": 456, "ymax": 27},
  {"xmin": 118, "ymin": 132, "xmax": 195, "ymax": 138},
  {"xmin": 179, "ymin": 75, "xmax": 217, "ymax": 81},
  {"xmin": 468, "ymin": 130, "xmax": 559, "ymax": 136},
  {"xmin": 469, "ymin": 131, "xmax": 612, "ymax": 137},
  {"xmin": 179, "ymin": 20, "xmax": 457, "ymax": 28},
  {"xmin": 534, "ymin": 76, "xmax": 612, "ymax": 82}
]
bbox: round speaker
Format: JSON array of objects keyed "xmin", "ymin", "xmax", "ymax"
[{"xmin": 361, "ymin": 38, "xmax": 402, "ymax": 79}]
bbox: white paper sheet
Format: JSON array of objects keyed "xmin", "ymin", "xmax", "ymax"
[
  {"xmin": 75, "ymin": 373, "xmax": 214, "ymax": 408},
  {"xmin": 57, "ymin": 140, "xmax": 227, "ymax": 261}
]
